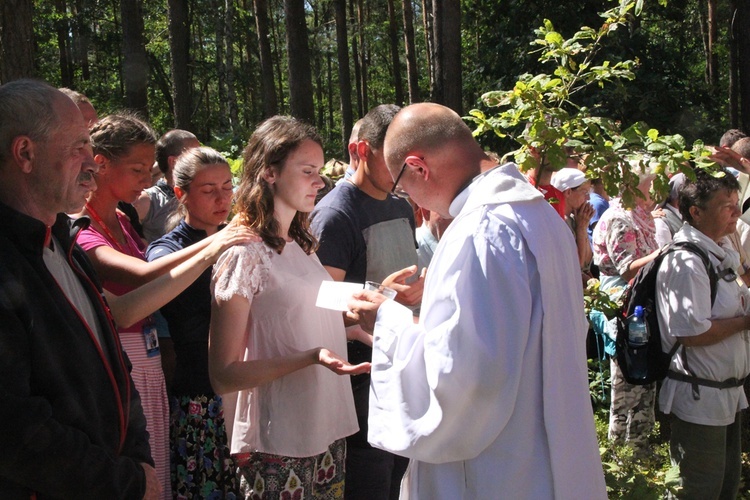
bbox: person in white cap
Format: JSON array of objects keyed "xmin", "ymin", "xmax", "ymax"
[{"xmin": 551, "ymin": 168, "xmax": 595, "ymax": 283}]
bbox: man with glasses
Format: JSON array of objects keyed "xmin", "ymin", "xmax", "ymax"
[
  {"xmin": 310, "ymin": 104, "xmax": 424, "ymax": 499},
  {"xmin": 347, "ymin": 103, "xmax": 607, "ymax": 499}
]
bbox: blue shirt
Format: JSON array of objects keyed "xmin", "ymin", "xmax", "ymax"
[
  {"xmin": 588, "ymin": 192, "xmax": 610, "ymax": 243},
  {"xmin": 147, "ymin": 220, "xmax": 221, "ymax": 396}
]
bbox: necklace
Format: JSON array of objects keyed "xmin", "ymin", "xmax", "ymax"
[{"xmin": 84, "ymin": 202, "xmax": 129, "ymax": 254}]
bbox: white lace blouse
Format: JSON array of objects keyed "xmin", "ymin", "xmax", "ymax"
[{"xmin": 211, "ymin": 240, "xmax": 358, "ymax": 458}]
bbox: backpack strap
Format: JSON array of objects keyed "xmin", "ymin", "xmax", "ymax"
[
  {"xmin": 667, "ymin": 241, "xmax": 719, "ymax": 306},
  {"xmin": 662, "ymin": 241, "xmax": 724, "ymax": 398},
  {"xmin": 667, "ymin": 368, "xmax": 746, "ymax": 397}
]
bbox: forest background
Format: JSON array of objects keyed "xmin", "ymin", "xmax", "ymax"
[
  {"xmin": 2, "ymin": 0, "xmax": 750, "ymax": 162},
  {"xmin": 3, "ymin": 0, "xmax": 750, "ymax": 495}
]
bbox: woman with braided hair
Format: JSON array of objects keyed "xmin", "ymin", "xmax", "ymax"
[{"xmin": 75, "ymin": 113, "xmax": 252, "ymax": 498}]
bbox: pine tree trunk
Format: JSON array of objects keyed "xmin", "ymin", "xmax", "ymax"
[
  {"xmin": 421, "ymin": 0, "xmax": 433, "ymax": 97},
  {"xmin": 168, "ymin": 0, "xmax": 192, "ymax": 129},
  {"xmin": 254, "ymin": 0, "xmax": 278, "ymax": 118},
  {"xmin": 431, "ymin": 0, "xmax": 460, "ymax": 113},
  {"xmin": 729, "ymin": 0, "xmax": 739, "ymax": 127},
  {"xmin": 0, "ymin": 0, "xmax": 35, "ymax": 83},
  {"xmin": 72, "ymin": 0, "xmax": 90, "ymax": 81},
  {"xmin": 402, "ymin": 0, "xmax": 420, "ymax": 103},
  {"xmin": 357, "ymin": 0, "xmax": 368, "ymax": 113},
  {"xmin": 214, "ymin": 0, "xmax": 228, "ymax": 130},
  {"xmin": 334, "ymin": 0, "xmax": 354, "ymax": 150},
  {"xmin": 707, "ymin": 0, "xmax": 719, "ymax": 89},
  {"xmin": 120, "ymin": 0, "xmax": 149, "ymax": 115},
  {"xmin": 56, "ymin": 0, "xmax": 74, "ymax": 87},
  {"xmin": 270, "ymin": 0, "xmax": 285, "ymax": 114},
  {"xmin": 350, "ymin": 0, "xmax": 363, "ymax": 117},
  {"xmin": 285, "ymin": 0, "xmax": 315, "ymax": 123},
  {"xmin": 225, "ymin": 0, "xmax": 240, "ymax": 134},
  {"xmin": 738, "ymin": 0, "xmax": 750, "ymax": 131},
  {"xmin": 387, "ymin": 0, "xmax": 404, "ymax": 106}
]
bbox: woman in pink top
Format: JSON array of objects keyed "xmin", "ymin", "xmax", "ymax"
[
  {"xmin": 76, "ymin": 114, "xmax": 251, "ymax": 499},
  {"xmin": 209, "ymin": 116, "xmax": 369, "ymax": 499}
]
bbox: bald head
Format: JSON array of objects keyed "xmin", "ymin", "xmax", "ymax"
[
  {"xmin": 384, "ymin": 103, "xmax": 489, "ymax": 216},
  {"xmin": 384, "ymin": 103, "xmax": 475, "ymax": 173}
]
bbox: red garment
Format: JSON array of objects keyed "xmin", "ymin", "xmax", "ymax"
[{"xmin": 528, "ymin": 177, "xmax": 566, "ymax": 218}]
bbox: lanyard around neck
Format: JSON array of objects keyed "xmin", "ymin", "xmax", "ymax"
[{"xmin": 85, "ymin": 202, "xmax": 130, "ymax": 254}]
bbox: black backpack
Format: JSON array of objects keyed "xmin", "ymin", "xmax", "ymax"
[{"xmin": 615, "ymin": 241, "xmax": 718, "ymax": 386}]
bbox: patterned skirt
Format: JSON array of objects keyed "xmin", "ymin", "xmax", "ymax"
[
  {"xmin": 121, "ymin": 332, "xmax": 171, "ymax": 499},
  {"xmin": 235, "ymin": 439, "xmax": 346, "ymax": 499},
  {"xmin": 170, "ymin": 394, "xmax": 240, "ymax": 499}
]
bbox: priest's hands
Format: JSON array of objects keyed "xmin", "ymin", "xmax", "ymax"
[
  {"xmin": 346, "ymin": 290, "xmax": 388, "ymax": 334},
  {"xmin": 383, "ymin": 265, "xmax": 426, "ymax": 306}
]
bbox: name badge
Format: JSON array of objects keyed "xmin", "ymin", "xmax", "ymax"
[{"xmin": 143, "ymin": 322, "xmax": 160, "ymax": 357}]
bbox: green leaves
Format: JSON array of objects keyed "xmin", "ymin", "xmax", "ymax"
[{"xmin": 468, "ymin": 0, "xmax": 722, "ymax": 209}]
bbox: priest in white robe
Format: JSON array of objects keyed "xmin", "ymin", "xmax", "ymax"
[{"xmin": 347, "ymin": 103, "xmax": 607, "ymax": 499}]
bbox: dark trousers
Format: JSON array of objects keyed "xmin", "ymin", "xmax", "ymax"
[
  {"xmin": 669, "ymin": 412, "xmax": 742, "ymax": 500},
  {"xmin": 344, "ymin": 437, "xmax": 409, "ymax": 500}
]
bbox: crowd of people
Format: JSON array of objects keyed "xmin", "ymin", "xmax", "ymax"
[{"xmin": 0, "ymin": 76, "xmax": 748, "ymax": 500}]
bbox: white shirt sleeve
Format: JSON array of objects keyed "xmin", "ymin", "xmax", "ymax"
[{"xmin": 656, "ymin": 249, "xmax": 713, "ymax": 341}]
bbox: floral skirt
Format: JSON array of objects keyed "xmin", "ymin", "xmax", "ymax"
[
  {"xmin": 170, "ymin": 394, "xmax": 239, "ymax": 499},
  {"xmin": 235, "ymin": 439, "xmax": 346, "ymax": 500}
]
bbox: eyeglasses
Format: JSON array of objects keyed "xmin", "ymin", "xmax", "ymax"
[{"xmin": 390, "ymin": 162, "xmax": 408, "ymax": 198}]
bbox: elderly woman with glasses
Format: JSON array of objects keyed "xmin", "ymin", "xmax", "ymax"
[{"xmin": 655, "ymin": 167, "xmax": 750, "ymax": 499}]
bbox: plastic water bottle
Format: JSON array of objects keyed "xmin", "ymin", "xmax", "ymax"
[
  {"xmin": 628, "ymin": 306, "xmax": 649, "ymax": 345},
  {"xmin": 627, "ymin": 305, "xmax": 649, "ymax": 380}
]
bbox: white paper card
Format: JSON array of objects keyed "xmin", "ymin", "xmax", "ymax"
[{"xmin": 316, "ymin": 280, "xmax": 364, "ymax": 311}]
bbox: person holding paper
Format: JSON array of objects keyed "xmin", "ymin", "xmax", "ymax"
[
  {"xmin": 208, "ymin": 116, "xmax": 369, "ymax": 499},
  {"xmin": 310, "ymin": 104, "xmax": 422, "ymax": 499},
  {"xmin": 347, "ymin": 103, "xmax": 607, "ymax": 499}
]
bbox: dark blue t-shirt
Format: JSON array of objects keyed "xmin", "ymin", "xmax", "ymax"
[
  {"xmin": 310, "ymin": 180, "xmax": 417, "ymax": 286},
  {"xmin": 310, "ymin": 181, "xmax": 418, "ymax": 446},
  {"xmin": 147, "ymin": 220, "xmax": 221, "ymax": 397}
]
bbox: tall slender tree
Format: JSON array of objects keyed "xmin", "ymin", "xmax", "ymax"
[
  {"xmin": 387, "ymin": 0, "xmax": 404, "ymax": 105},
  {"xmin": 254, "ymin": 0, "xmax": 278, "ymax": 117},
  {"xmin": 214, "ymin": 0, "xmax": 228, "ymax": 129},
  {"xmin": 421, "ymin": 0, "xmax": 434, "ymax": 95},
  {"xmin": 334, "ymin": 0, "xmax": 354, "ymax": 150},
  {"xmin": 0, "ymin": 0, "xmax": 35, "ymax": 82},
  {"xmin": 707, "ymin": 0, "xmax": 719, "ymax": 88},
  {"xmin": 729, "ymin": 0, "xmax": 740, "ymax": 127},
  {"xmin": 72, "ymin": 0, "xmax": 91, "ymax": 81},
  {"xmin": 738, "ymin": 0, "xmax": 750, "ymax": 130},
  {"xmin": 285, "ymin": 0, "xmax": 315, "ymax": 122},
  {"xmin": 120, "ymin": 0, "xmax": 149, "ymax": 115},
  {"xmin": 225, "ymin": 0, "xmax": 240, "ymax": 134},
  {"xmin": 431, "ymin": 0, "xmax": 461, "ymax": 113},
  {"xmin": 402, "ymin": 0, "xmax": 420, "ymax": 103},
  {"xmin": 270, "ymin": 0, "xmax": 286, "ymax": 114},
  {"xmin": 55, "ymin": 0, "xmax": 73, "ymax": 87},
  {"xmin": 168, "ymin": 0, "xmax": 192, "ymax": 129},
  {"xmin": 350, "ymin": 0, "xmax": 363, "ymax": 116},
  {"xmin": 356, "ymin": 0, "xmax": 368, "ymax": 112}
]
